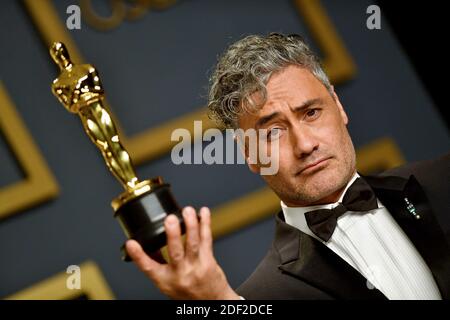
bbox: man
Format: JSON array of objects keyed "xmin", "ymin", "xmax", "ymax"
[{"xmin": 125, "ymin": 33, "xmax": 450, "ymax": 300}]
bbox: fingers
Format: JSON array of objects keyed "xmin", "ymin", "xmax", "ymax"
[
  {"xmin": 126, "ymin": 239, "xmax": 161, "ymax": 279},
  {"xmin": 165, "ymin": 213, "xmax": 184, "ymax": 265},
  {"xmin": 183, "ymin": 206, "xmax": 200, "ymax": 261},
  {"xmin": 199, "ymin": 207, "xmax": 213, "ymax": 253},
  {"xmin": 134, "ymin": 207, "xmax": 212, "ymax": 271}
]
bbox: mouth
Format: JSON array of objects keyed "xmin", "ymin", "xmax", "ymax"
[{"xmin": 297, "ymin": 157, "xmax": 331, "ymax": 175}]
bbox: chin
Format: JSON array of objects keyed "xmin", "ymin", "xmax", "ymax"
[
  {"xmin": 267, "ymin": 161, "xmax": 352, "ymax": 205},
  {"xmin": 297, "ymin": 168, "xmax": 347, "ymax": 202}
]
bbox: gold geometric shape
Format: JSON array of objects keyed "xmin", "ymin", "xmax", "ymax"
[
  {"xmin": 355, "ymin": 137, "xmax": 406, "ymax": 174},
  {"xmin": 0, "ymin": 83, "xmax": 59, "ymax": 219},
  {"xmin": 5, "ymin": 261, "xmax": 114, "ymax": 300},
  {"xmin": 23, "ymin": 0, "xmax": 356, "ymax": 164},
  {"xmin": 210, "ymin": 137, "xmax": 405, "ymax": 238},
  {"xmin": 295, "ymin": 0, "xmax": 356, "ymax": 83}
]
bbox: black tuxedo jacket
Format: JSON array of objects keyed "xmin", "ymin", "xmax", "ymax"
[{"xmin": 236, "ymin": 152, "xmax": 450, "ymax": 300}]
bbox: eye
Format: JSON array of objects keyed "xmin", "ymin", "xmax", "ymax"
[
  {"xmin": 305, "ymin": 108, "xmax": 321, "ymax": 120},
  {"xmin": 267, "ymin": 127, "xmax": 283, "ymax": 141}
]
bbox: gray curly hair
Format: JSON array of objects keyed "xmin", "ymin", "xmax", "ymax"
[{"xmin": 207, "ymin": 33, "xmax": 332, "ymax": 129}]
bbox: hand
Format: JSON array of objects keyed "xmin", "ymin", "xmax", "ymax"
[{"xmin": 126, "ymin": 206, "xmax": 240, "ymax": 300}]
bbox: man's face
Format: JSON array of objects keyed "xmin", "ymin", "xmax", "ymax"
[{"xmin": 238, "ymin": 65, "xmax": 356, "ymax": 206}]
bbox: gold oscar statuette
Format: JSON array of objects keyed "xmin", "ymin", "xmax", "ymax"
[{"xmin": 49, "ymin": 42, "xmax": 184, "ymax": 261}]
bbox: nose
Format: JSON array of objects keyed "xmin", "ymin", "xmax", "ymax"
[{"xmin": 290, "ymin": 124, "xmax": 319, "ymax": 158}]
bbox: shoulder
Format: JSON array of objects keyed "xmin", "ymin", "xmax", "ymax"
[
  {"xmin": 380, "ymin": 152, "xmax": 449, "ymax": 180},
  {"xmin": 379, "ymin": 151, "xmax": 449, "ymax": 195},
  {"xmin": 380, "ymin": 151, "xmax": 450, "ymax": 230}
]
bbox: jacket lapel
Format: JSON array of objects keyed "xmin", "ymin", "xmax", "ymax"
[
  {"xmin": 274, "ymin": 212, "xmax": 387, "ymax": 300},
  {"xmin": 362, "ymin": 173, "xmax": 450, "ymax": 299}
]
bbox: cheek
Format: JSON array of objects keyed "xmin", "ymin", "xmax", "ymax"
[
  {"xmin": 278, "ymin": 157, "xmax": 291, "ymax": 176},
  {"xmin": 318, "ymin": 117, "xmax": 348, "ymax": 149},
  {"xmin": 276, "ymin": 141, "xmax": 294, "ymax": 171}
]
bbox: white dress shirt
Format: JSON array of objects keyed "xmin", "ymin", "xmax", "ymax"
[{"xmin": 281, "ymin": 172, "xmax": 442, "ymax": 300}]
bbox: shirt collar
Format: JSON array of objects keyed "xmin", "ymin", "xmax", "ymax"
[{"xmin": 281, "ymin": 172, "xmax": 361, "ymax": 241}]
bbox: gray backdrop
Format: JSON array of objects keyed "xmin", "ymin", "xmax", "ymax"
[{"xmin": 0, "ymin": 0, "xmax": 448, "ymax": 299}]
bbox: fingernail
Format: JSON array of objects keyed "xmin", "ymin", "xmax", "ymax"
[
  {"xmin": 200, "ymin": 207, "xmax": 210, "ymax": 217},
  {"xmin": 166, "ymin": 214, "xmax": 177, "ymax": 225},
  {"xmin": 125, "ymin": 241, "xmax": 135, "ymax": 252}
]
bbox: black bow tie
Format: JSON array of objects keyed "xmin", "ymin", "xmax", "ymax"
[{"xmin": 304, "ymin": 177, "xmax": 379, "ymax": 242}]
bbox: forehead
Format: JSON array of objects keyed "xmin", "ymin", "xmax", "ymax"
[
  {"xmin": 265, "ymin": 65, "xmax": 324, "ymax": 105},
  {"xmin": 238, "ymin": 65, "xmax": 328, "ymax": 127}
]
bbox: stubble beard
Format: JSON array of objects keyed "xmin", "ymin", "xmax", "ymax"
[{"xmin": 268, "ymin": 133, "xmax": 356, "ymax": 207}]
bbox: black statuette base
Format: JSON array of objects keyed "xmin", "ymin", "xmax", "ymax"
[{"xmin": 114, "ymin": 183, "xmax": 184, "ymax": 262}]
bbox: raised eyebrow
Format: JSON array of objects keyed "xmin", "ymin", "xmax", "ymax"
[
  {"xmin": 292, "ymin": 98, "xmax": 325, "ymax": 112},
  {"xmin": 255, "ymin": 111, "xmax": 279, "ymax": 129},
  {"xmin": 255, "ymin": 98, "xmax": 324, "ymax": 128}
]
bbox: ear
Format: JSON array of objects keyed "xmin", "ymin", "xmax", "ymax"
[
  {"xmin": 234, "ymin": 134, "xmax": 260, "ymax": 174},
  {"xmin": 330, "ymin": 85, "xmax": 348, "ymax": 125}
]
